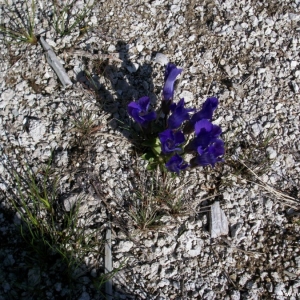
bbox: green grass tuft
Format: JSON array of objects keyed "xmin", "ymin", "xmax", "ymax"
[
  {"xmin": 0, "ymin": 0, "xmax": 37, "ymax": 45},
  {"xmin": 52, "ymin": 0, "xmax": 95, "ymax": 36}
]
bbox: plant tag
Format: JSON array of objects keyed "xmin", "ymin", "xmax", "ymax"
[
  {"xmin": 210, "ymin": 201, "xmax": 229, "ymax": 238},
  {"xmin": 39, "ymin": 37, "xmax": 72, "ymax": 88}
]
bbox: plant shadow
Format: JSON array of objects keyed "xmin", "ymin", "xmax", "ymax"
[
  {"xmin": 75, "ymin": 40, "xmax": 158, "ymax": 140},
  {"xmin": 0, "ymin": 153, "xmax": 150, "ymax": 300}
]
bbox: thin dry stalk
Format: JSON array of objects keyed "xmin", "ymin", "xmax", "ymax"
[
  {"xmin": 205, "ymin": 46, "xmax": 226, "ymax": 98},
  {"xmin": 238, "ymin": 159, "xmax": 299, "ymax": 209}
]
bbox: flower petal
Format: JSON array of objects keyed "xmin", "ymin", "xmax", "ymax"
[
  {"xmin": 194, "ymin": 119, "xmax": 213, "ymax": 135},
  {"xmin": 191, "ymin": 139, "xmax": 225, "ymax": 168},
  {"xmin": 168, "ymin": 98, "xmax": 194, "ymax": 129},
  {"xmin": 174, "ymin": 131, "xmax": 185, "ymax": 145},
  {"xmin": 165, "ymin": 154, "xmax": 188, "ymax": 174},
  {"xmin": 142, "ymin": 111, "xmax": 157, "ymax": 123},
  {"xmin": 128, "ymin": 97, "xmax": 156, "ymax": 127},
  {"xmin": 159, "ymin": 129, "xmax": 184, "ymax": 154},
  {"xmin": 137, "ymin": 96, "xmax": 150, "ymax": 112},
  {"xmin": 191, "ymin": 97, "xmax": 219, "ymax": 123},
  {"xmin": 128, "ymin": 101, "xmax": 141, "ymax": 117},
  {"xmin": 163, "ymin": 63, "xmax": 183, "ymax": 101}
]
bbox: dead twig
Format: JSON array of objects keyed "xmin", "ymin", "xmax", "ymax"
[{"xmin": 238, "ymin": 159, "xmax": 299, "ymax": 209}]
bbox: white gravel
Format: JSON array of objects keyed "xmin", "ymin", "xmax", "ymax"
[{"xmin": 0, "ymin": 0, "xmax": 300, "ymax": 299}]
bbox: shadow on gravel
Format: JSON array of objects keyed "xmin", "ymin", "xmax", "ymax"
[
  {"xmin": 75, "ymin": 40, "xmax": 158, "ymax": 140},
  {"xmin": 0, "ymin": 154, "xmax": 148, "ymax": 300},
  {"xmin": 0, "ymin": 39, "xmax": 160, "ymax": 299}
]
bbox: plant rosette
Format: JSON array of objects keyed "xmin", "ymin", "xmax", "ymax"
[{"xmin": 128, "ymin": 63, "xmax": 225, "ymax": 175}]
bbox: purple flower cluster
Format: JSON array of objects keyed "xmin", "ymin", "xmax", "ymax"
[
  {"xmin": 128, "ymin": 96, "xmax": 156, "ymax": 127},
  {"xmin": 127, "ymin": 63, "xmax": 224, "ymax": 175}
]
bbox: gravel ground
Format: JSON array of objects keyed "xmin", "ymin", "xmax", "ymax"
[{"xmin": 1, "ymin": 0, "xmax": 300, "ymax": 299}]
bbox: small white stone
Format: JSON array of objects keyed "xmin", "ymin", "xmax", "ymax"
[
  {"xmin": 252, "ymin": 123, "xmax": 262, "ymax": 137},
  {"xmin": 64, "ymin": 194, "xmax": 78, "ymax": 211},
  {"xmin": 45, "ymin": 78, "xmax": 57, "ymax": 94},
  {"xmin": 157, "ymin": 238, "xmax": 165, "ymax": 247},
  {"xmin": 118, "ymin": 240, "xmax": 133, "ymax": 252},
  {"xmin": 108, "ymin": 44, "xmax": 116, "ymax": 52},
  {"xmin": 172, "ymin": 281, "xmax": 180, "ymax": 289},
  {"xmin": 61, "ymin": 35, "xmax": 73, "ymax": 46},
  {"xmin": 291, "ymin": 81, "xmax": 299, "ymax": 93},
  {"xmin": 265, "ymin": 28, "xmax": 272, "ymax": 35},
  {"xmin": 266, "ymin": 147, "xmax": 277, "ymax": 159},
  {"xmin": 170, "ymin": 4, "xmax": 180, "ymax": 13},
  {"xmin": 55, "ymin": 282, "xmax": 62, "ymax": 292},
  {"xmin": 239, "ymin": 273, "xmax": 251, "ymax": 286},
  {"xmin": 231, "ymin": 67, "xmax": 239, "ymax": 76},
  {"xmin": 224, "ymin": 65, "xmax": 231, "ymax": 76},
  {"xmin": 265, "ymin": 199, "xmax": 273, "ymax": 210},
  {"xmin": 30, "ymin": 122, "xmax": 46, "ymax": 142},
  {"xmin": 291, "ymin": 61, "xmax": 298, "ymax": 69},
  {"xmin": 79, "ymin": 292, "xmax": 90, "ymax": 300},
  {"xmin": 0, "ymin": 100, "xmax": 6, "ymax": 109},
  {"xmin": 158, "ymin": 279, "xmax": 170, "ymax": 287},
  {"xmin": 154, "ymin": 53, "xmax": 169, "ymax": 66},
  {"xmin": 179, "ymin": 91, "xmax": 193, "ymax": 103},
  {"xmin": 43, "ymin": 72, "xmax": 51, "ymax": 79},
  {"xmin": 266, "ymin": 18, "xmax": 274, "ymax": 26},
  {"xmin": 126, "ymin": 63, "xmax": 139, "ymax": 73},
  {"xmin": 189, "ymin": 66, "xmax": 197, "ymax": 73},
  {"xmin": 189, "ymin": 34, "xmax": 195, "ymax": 41},
  {"xmin": 136, "ymin": 44, "xmax": 144, "ymax": 52},
  {"xmin": 1, "ymin": 89, "xmax": 15, "ymax": 101},
  {"xmin": 15, "ymin": 81, "xmax": 27, "ymax": 91},
  {"xmin": 46, "ymin": 38, "xmax": 56, "ymax": 48},
  {"xmin": 289, "ymin": 13, "xmax": 300, "ymax": 21},
  {"xmin": 274, "ymin": 283, "xmax": 285, "ymax": 296},
  {"xmin": 0, "ymin": 183, "xmax": 7, "ymax": 191},
  {"xmin": 90, "ymin": 15, "xmax": 97, "ymax": 25},
  {"xmin": 144, "ymin": 239, "xmax": 153, "ymax": 247},
  {"xmin": 285, "ymin": 155, "xmax": 295, "ymax": 168},
  {"xmin": 223, "ymin": 191, "xmax": 231, "ymax": 201},
  {"xmin": 230, "ymin": 290, "xmax": 241, "ymax": 300},
  {"xmin": 28, "ymin": 268, "xmax": 40, "ymax": 286},
  {"xmin": 168, "ymin": 27, "xmax": 176, "ymax": 39},
  {"xmin": 251, "ymin": 16, "xmax": 258, "ymax": 27},
  {"xmin": 178, "ymin": 16, "xmax": 185, "ymax": 24}
]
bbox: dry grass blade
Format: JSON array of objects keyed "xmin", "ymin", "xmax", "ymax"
[
  {"xmin": 237, "ymin": 159, "xmax": 299, "ymax": 209},
  {"xmin": 205, "ymin": 46, "xmax": 226, "ymax": 97}
]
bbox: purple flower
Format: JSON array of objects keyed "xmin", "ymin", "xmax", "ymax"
[
  {"xmin": 186, "ymin": 119, "xmax": 222, "ymax": 152},
  {"xmin": 168, "ymin": 98, "xmax": 194, "ymax": 129},
  {"xmin": 193, "ymin": 97, "xmax": 218, "ymax": 121},
  {"xmin": 159, "ymin": 129, "xmax": 185, "ymax": 154},
  {"xmin": 163, "ymin": 63, "xmax": 183, "ymax": 101},
  {"xmin": 184, "ymin": 97, "xmax": 218, "ymax": 134},
  {"xmin": 185, "ymin": 119, "xmax": 224, "ymax": 168},
  {"xmin": 191, "ymin": 139, "xmax": 225, "ymax": 167},
  {"xmin": 128, "ymin": 96, "xmax": 156, "ymax": 127},
  {"xmin": 165, "ymin": 154, "xmax": 189, "ymax": 174}
]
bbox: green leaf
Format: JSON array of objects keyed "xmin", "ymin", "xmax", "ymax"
[
  {"xmin": 142, "ymin": 137, "xmax": 158, "ymax": 147},
  {"xmin": 141, "ymin": 152, "xmax": 155, "ymax": 161},
  {"xmin": 152, "ymin": 144, "xmax": 161, "ymax": 156},
  {"xmin": 146, "ymin": 161, "xmax": 158, "ymax": 171}
]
